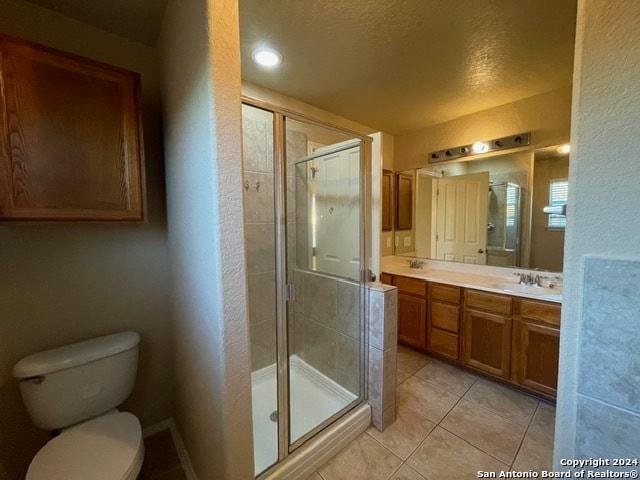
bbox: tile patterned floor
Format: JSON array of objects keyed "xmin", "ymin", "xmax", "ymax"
[{"xmin": 310, "ymin": 346, "xmax": 556, "ymax": 480}]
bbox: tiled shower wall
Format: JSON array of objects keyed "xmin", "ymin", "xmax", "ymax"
[
  {"xmin": 290, "ymin": 268, "xmax": 362, "ymax": 394},
  {"xmin": 243, "ymin": 106, "xmax": 277, "ymax": 372},
  {"xmin": 242, "ymin": 106, "xmax": 310, "ymax": 372}
]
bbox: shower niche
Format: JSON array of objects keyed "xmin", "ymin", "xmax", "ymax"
[{"xmin": 241, "ymin": 103, "xmax": 367, "ymax": 476}]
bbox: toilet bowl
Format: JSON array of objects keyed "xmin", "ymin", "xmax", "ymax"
[
  {"xmin": 27, "ymin": 412, "xmax": 144, "ymax": 480},
  {"xmin": 13, "ymin": 332, "xmax": 145, "ymax": 479}
]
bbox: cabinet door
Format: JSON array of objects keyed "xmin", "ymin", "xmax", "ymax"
[
  {"xmin": 381, "ymin": 170, "xmax": 392, "ymax": 231},
  {"xmin": 462, "ymin": 308, "xmax": 511, "ymax": 378},
  {"xmin": 0, "ymin": 35, "xmax": 144, "ymax": 221},
  {"xmin": 398, "ymin": 293, "xmax": 426, "ymax": 350},
  {"xmin": 514, "ymin": 319, "xmax": 559, "ymax": 397}
]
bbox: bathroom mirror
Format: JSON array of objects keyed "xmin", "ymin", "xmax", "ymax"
[{"xmin": 393, "ymin": 146, "xmax": 570, "ymax": 272}]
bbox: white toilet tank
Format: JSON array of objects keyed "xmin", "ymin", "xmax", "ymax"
[{"xmin": 13, "ymin": 332, "xmax": 140, "ymax": 430}]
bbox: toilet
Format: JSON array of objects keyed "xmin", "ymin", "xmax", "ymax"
[{"xmin": 13, "ymin": 331, "xmax": 145, "ymax": 480}]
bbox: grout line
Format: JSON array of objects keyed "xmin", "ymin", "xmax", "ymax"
[{"xmin": 510, "ymin": 400, "xmax": 540, "ymax": 468}]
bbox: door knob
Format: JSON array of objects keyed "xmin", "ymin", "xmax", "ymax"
[{"xmin": 477, "ymin": 248, "xmax": 485, "ymax": 254}]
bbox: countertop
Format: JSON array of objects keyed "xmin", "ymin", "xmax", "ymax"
[{"xmin": 380, "ymin": 256, "xmax": 563, "ymax": 304}]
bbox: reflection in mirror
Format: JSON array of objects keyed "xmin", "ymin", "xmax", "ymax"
[
  {"xmin": 396, "ymin": 172, "xmax": 413, "ymax": 230},
  {"xmin": 392, "ymin": 146, "xmax": 569, "ymax": 272}
]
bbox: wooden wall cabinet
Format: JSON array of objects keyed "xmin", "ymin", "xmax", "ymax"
[
  {"xmin": 395, "ymin": 173, "xmax": 412, "ymax": 230},
  {"xmin": 512, "ymin": 299, "xmax": 561, "ymax": 396},
  {"xmin": 381, "ymin": 169, "xmax": 393, "ymax": 231},
  {"xmin": 0, "ymin": 34, "xmax": 145, "ymax": 221},
  {"xmin": 461, "ymin": 290, "xmax": 513, "ymax": 379},
  {"xmin": 427, "ymin": 283, "xmax": 461, "ymax": 360}
]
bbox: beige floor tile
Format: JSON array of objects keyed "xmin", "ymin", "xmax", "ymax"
[
  {"xmin": 463, "ymin": 378, "xmax": 538, "ymax": 426},
  {"xmin": 440, "ymin": 397, "xmax": 527, "ymax": 465},
  {"xmin": 397, "ymin": 376, "xmax": 460, "ymax": 423},
  {"xmin": 390, "ymin": 464, "xmax": 428, "ymax": 480},
  {"xmin": 318, "ymin": 432, "xmax": 402, "ymax": 480},
  {"xmin": 512, "ymin": 402, "xmax": 556, "ymax": 472},
  {"xmin": 397, "ymin": 347, "xmax": 430, "ymax": 385},
  {"xmin": 512, "ymin": 431, "xmax": 554, "ymax": 472},
  {"xmin": 407, "ymin": 427, "xmax": 508, "ymax": 480},
  {"xmin": 415, "ymin": 358, "xmax": 478, "ymax": 396},
  {"xmin": 306, "ymin": 473, "xmax": 323, "ymax": 480},
  {"xmin": 528, "ymin": 402, "xmax": 556, "ymax": 440},
  {"xmin": 366, "ymin": 404, "xmax": 436, "ymax": 459}
]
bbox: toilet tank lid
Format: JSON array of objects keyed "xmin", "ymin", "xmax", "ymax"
[{"xmin": 13, "ymin": 332, "xmax": 140, "ymax": 378}]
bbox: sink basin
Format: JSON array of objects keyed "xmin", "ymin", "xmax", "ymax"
[{"xmin": 493, "ymin": 282, "xmax": 562, "ymax": 300}]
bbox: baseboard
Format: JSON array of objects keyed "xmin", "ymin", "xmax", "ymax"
[
  {"xmin": 258, "ymin": 403, "xmax": 371, "ymax": 480},
  {"xmin": 142, "ymin": 418, "xmax": 198, "ymax": 480}
]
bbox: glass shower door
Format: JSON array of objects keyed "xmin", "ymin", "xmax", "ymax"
[
  {"xmin": 284, "ymin": 118, "xmax": 365, "ymax": 447},
  {"xmin": 241, "ymin": 104, "xmax": 279, "ymax": 476}
]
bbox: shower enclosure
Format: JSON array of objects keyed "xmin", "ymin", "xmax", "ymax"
[
  {"xmin": 241, "ymin": 103, "xmax": 368, "ymax": 476},
  {"xmin": 487, "ymin": 181, "xmax": 522, "ymax": 266}
]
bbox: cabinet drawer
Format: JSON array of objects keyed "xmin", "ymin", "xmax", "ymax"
[
  {"xmin": 380, "ymin": 272, "xmax": 393, "ymax": 285},
  {"xmin": 393, "ymin": 275, "xmax": 427, "ymax": 297},
  {"xmin": 430, "ymin": 283, "xmax": 461, "ymax": 304},
  {"xmin": 465, "ymin": 290, "xmax": 512, "ymax": 315},
  {"xmin": 520, "ymin": 299, "xmax": 561, "ymax": 327},
  {"xmin": 431, "ymin": 301, "xmax": 460, "ymax": 333},
  {"xmin": 429, "ymin": 329, "xmax": 459, "ymax": 360}
]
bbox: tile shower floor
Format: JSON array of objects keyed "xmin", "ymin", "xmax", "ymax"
[{"xmin": 309, "ymin": 346, "xmax": 556, "ymax": 480}]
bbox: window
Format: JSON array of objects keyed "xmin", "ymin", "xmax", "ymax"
[
  {"xmin": 506, "ymin": 184, "xmax": 518, "ymax": 228},
  {"xmin": 548, "ymin": 178, "xmax": 568, "ymax": 229}
]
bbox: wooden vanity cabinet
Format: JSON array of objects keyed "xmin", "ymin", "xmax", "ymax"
[
  {"xmin": 381, "ymin": 274, "xmax": 427, "ymax": 350},
  {"xmin": 512, "ymin": 299, "xmax": 561, "ymax": 397},
  {"xmin": 427, "ymin": 283, "xmax": 461, "ymax": 360},
  {"xmin": 0, "ymin": 34, "xmax": 145, "ymax": 221},
  {"xmin": 462, "ymin": 290, "xmax": 513, "ymax": 379}
]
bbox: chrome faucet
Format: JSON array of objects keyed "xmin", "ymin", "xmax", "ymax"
[
  {"xmin": 407, "ymin": 259, "xmax": 425, "ymax": 269},
  {"xmin": 513, "ymin": 272, "xmax": 543, "ymax": 286}
]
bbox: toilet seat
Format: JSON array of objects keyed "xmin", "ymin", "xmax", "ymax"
[{"xmin": 26, "ymin": 412, "xmax": 144, "ymax": 480}]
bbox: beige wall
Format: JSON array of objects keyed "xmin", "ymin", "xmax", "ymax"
[
  {"xmin": 555, "ymin": 0, "xmax": 640, "ymax": 464},
  {"xmin": 394, "ymin": 87, "xmax": 572, "ymax": 172},
  {"xmin": 159, "ymin": 0, "xmax": 253, "ymax": 478},
  {"xmin": 0, "ymin": 2, "xmax": 172, "ymax": 479}
]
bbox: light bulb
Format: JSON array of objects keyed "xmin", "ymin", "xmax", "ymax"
[
  {"xmin": 251, "ymin": 47, "xmax": 282, "ymax": 67},
  {"xmin": 471, "ymin": 141, "xmax": 488, "ymax": 153}
]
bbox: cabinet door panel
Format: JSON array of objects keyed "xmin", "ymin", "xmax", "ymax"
[
  {"xmin": 431, "ymin": 301, "xmax": 459, "ymax": 333},
  {"xmin": 428, "ymin": 329, "xmax": 459, "ymax": 360},
  {"xmin": 0, "ymin": 35, "xmax": 144, "ymax": 220},
  {"xmin": 515, "ymin": 319, "xmax": 559, "ymax": 396},
  {"xmin": 398, "ymin": 293, "xmax": 426, "ymax": 350},
  {"xmin": 462, "ymin": 309, "xmax": 511, "ymax": 378},
  {"xmin": 431, "ymin": 283, "xmax": 461, "ymax": 305},
  {"xmin": 393, "ymin": 276, "xmax": 427, "ymax": 297}
]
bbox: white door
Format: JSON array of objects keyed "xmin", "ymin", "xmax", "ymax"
[
  {"xmin": 308, "ymin": 143, "xmax": 361, "ymax": 279},
  {"xmin": 435, "ymin": 172, "xmax": 489, "ymax": 263}
]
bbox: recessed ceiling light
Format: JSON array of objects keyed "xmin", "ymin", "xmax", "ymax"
[
  {"xmin": 251, "ymin": 46, "xmax": 282, "ymax": 67},
  {"xmin": 557, "ymin": 144, "xmax": 571, "ymax": 154}
]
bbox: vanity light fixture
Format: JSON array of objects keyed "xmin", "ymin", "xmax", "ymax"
[
  {"xmin": 251, "ymin": 46, "xmax": 282, "ymax": 67},
  {"xmin": 557, "ymin": 144, "xmax": 571, "ymax": 154},
  {"xmin": 471, "ymin": 141, "xmax": 489, "ymax": 153},
  {"xmin": 428, "ymin": 132, "xmax": 531, "ymax": 163}
]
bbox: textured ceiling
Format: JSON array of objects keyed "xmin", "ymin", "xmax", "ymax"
[
  {"xmin": 240, "ymin": 0, "xmax": 577, "ymax": 134},
  {"xmin": 24, "ymin": 1, "xmax": 577, "ymax": 135}
]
